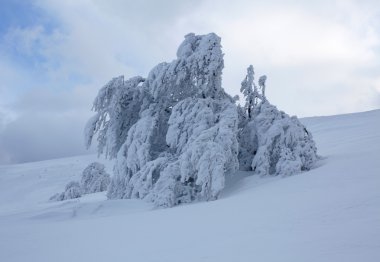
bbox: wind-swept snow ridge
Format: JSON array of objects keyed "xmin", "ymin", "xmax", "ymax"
[{"xmin": 86, "ymin": 33, "xmax": 318, "ymax": 207}]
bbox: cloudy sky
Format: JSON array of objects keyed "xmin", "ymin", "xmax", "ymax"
[{"xmin": 0, "ymin": 0, "xmax": 379, "ymax": 164}]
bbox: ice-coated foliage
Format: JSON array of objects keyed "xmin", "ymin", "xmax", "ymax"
[
  {"xmin": 85, "ymin": 33, "xmax": 318, "ymax": 207},
  {"xmin": 81, "ymin": 162, "xmax": 111, "ymax": 194},
  {"xmin": 238, "ymin": 65, "xmax": 318, "ymax": 175}
]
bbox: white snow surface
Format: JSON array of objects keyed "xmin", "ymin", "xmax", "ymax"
[{"xmin": 0, "ymin": 110, "xmax": 379, "ymax": 261}]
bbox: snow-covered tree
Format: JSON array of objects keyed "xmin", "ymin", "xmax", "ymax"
[
  {"xmin": 85, "ymin": 33, "xmax": 318, "ymax": 207},
  {"xmin": 258, "ymin": 75, "xmax": 267, "ymax": 101},
  {"xmin": 84, "ymin": 76, "xmax": 148, "ymax": 158},
  {"xmin": 63, "ymin": 181, "xmax": 83, "ymax": 200},
  {"xmin": 249, "ymin": 102, "xmax": 318, "ymax": 176},
  {"xmin": 50, "ymin": 162, "xmax": 110, "ymax": 201},
  {"xmin": 238, "ymin": 66, "xmax": 318, "ymax": 174},
  {"xmin": 81, "ymin": 162, "xmax": 111, "ymax": 194},
  {"xmin": 240, "ymin": 65, "xmax": 266, "ymax": 119},
  {"xmin": 50, "ymin": 181, "xmax": 83, "ymax": 201},
  {"xmin": 87, "ymin": 33, "xmax": 238, "ymax": 207}
]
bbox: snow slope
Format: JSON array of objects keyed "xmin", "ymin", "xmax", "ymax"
[{"xmin": 0, "ymin": 110, "xmax": 379, "ymax": 262}]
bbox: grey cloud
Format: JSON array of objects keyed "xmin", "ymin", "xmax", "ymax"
[
  {"xmin": 0, "ymin": 85, "xmax": 98, "ymax": 164},
  {"xmin": 0, "ymin": 112, "xmax": 95, "ymax": 164},
  {"xmin": 93, "ymin": 0, "xmax": 202, "ymax": 25},
  {"xmin": 10, "ymin": 86, "xmax": 96, "ymax": 114}
]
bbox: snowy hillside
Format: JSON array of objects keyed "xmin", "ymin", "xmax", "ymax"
[{"xmin": 0, "ymin": 109, "xmax": 379, "ymax": 262}]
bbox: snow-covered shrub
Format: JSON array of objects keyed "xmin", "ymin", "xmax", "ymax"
[
  {"xmin": 238, "ymin": 66, "xmax": 318, "ymax": 175},
  {"xmin": 50, "ymin": 162, "xmax": 110, "ymax": 201},
  {"xmin": 85, "ymin": 33, "xmax": 318, "ymax": 207},
  {"xmin": 49, "ymin": 192, "xmax": 64, "ymax": 201},
  {"xmin": 249, "ymin": 102, "xmax": 317, "ymax": 176},
  {"xmin": 81, "ymin": 162, "xmax": 111, "ymax": 194},
  {"xmin": 63, "ymin": 181, "xmax": 83, "ymax": 199},
  {"xmin": 50, "ymin": 181, "xmax": 83, "ymax": 201}
]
